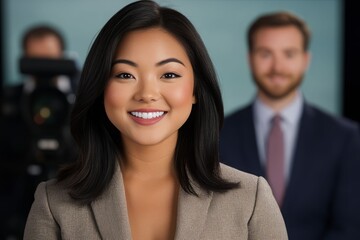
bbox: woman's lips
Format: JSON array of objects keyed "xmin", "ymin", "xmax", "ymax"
[{"xmin": 129, "ymin": 111, "xmax": 167, "ymax": 125}]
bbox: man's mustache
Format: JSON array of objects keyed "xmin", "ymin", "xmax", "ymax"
[{"xmin": 266, "ymin": 72, "xmax": 291, "ymax": 78}]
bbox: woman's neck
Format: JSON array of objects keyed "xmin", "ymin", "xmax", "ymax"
[
  {"xmin": 120, "ymin": 137, "xmax": 180, "ymax": 240},
  {"xmin": 120, "ymin": 138, "xmax": 177, "ymax": 181}
]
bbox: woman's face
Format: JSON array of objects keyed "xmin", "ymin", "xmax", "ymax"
[{"xmin": 104, "ymin": 27, "xmax": 195, "ymax": 148}]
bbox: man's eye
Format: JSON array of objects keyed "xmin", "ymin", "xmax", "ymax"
[
  {"xmin": 286, "ymin": 52, "xmax": 296, "ymax": 59},
  {"xmin": 115, "ymin": 73, "xmax": 134, "ymax": 79},
  {"xmin": 161, "ymin": 73, "xmax": 180, "ymax": 79},
  {"xmin": 259, "ymin": 52, "xmax": 271, "ymax": 58}
]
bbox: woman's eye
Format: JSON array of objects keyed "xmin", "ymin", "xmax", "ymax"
[
  {"xmin": 115, "ymin": 73, "xmax": 134, "ymax": 79},
  {"xmin": 161, "ymin": 73, "xmax": 180, "ymax": 79}
]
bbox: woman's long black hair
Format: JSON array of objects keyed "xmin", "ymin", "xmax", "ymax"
[{"xmin": 58, "ymin": 0, "xmax": 238, "ymax": 204}]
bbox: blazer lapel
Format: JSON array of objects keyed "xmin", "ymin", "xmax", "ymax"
[
  {"xmin": 90, "ymin": 164, "xmax": 214, "ymax": 240},
  {"xmin": 174, "ymin": 181, "xmax": 213, "ymax": 240},
  {"xmin": 91, "ymin": 164, "xmax": 132, "ymax": 239}
]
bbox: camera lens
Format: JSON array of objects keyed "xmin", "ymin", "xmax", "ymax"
[{"xmin": 28, "ymin": 87, "xmax": 69, "ymax": 129}]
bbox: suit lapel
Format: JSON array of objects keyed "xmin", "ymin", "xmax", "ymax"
[
  {"xmin": 91, "ymin": 164, "xmax": 132, "ymax": 239},
  {"xmin": 282, "ymin": 104, "xmax": 315, "ymax": 210},
  {"xmin": 241, "ymin": 105, "xmax": 264, "ymax": 176},
  {"xmin": 174, "ymin": 181, "xmax": 213, "ymax": 240}
]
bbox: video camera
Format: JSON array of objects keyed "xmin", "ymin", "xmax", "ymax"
[{"xmin": 18, "ymin": 57, "xmax": 79, "ymax": 163}]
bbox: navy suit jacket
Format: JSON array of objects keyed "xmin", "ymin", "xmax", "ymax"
[{"xmin": 220, "ymin": 103, "xmax": 360, "ymax": 240}]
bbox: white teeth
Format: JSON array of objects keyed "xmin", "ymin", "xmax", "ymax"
[{"xmin": 130, "ymin": 111, "xmax": 165, "ymax": 119}]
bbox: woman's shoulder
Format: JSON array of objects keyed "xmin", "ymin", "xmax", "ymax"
[
  {"xmin": 34, "ymin": 178, "xmax": 83, "ymax": 209},
  {"xmin": 217, "ymin": 164, "xmax": 287, "ymax": 239},
  {"xmin": 218, "ymin": 163, "xmax": 272, "ymax": 198},
  {"xmin": 219, "ymin": 163, "xmax": 261, "ymax": 184},
  {"xmin": 38, "ymin": 178, "xmax": 68, "ymax": 197},
  {"xmin": 32, "ymin": 178, "xmax": 94, "ymax": 225},
  {"xmin": 25, "ymin": 180, "xmax": 103, "ymax": 239}
]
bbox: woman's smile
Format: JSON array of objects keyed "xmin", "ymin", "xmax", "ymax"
[{"xmin": 129, "ymin": 110, "xmax": 167, "ymax": 125}]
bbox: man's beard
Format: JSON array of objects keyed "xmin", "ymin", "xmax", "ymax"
[{"xmin": 253, "ymin": 71, "xmax": 304, "ymax": 100}]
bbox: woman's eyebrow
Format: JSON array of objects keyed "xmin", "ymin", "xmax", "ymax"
[
  {"xmin": 112, "ymin": 59, "xmax": 137, "ymax": 67},
  {"xmin": 111, "ymin": 58, "xmax": 185, "ymax": 67},
  {"xmin": 156, "ymin": 58, "xmax": 185, "ymax": 67}
]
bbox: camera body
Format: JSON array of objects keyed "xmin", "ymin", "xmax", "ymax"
[
  {"xmin": 20, "ymin": 57, "xmax": 79, "ymax": 163},
  {"xmin": 2, "ymin": 57, "xmax": 79, "ymax": 164}
]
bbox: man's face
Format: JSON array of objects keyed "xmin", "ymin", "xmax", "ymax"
[
  {"xmin": 249, "ymin": 26, "xmax": 310, "ymax": 100},
  {"xmin": 25, "ymin": 35, "xmax": 62, "ymax": 58}
]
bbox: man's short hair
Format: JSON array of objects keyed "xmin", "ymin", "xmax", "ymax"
[
  {"xmin": 247, "ymin": 11, "xmax": 311, "ymax": 52},
  {"xmin": 22, "ymin": 25, "xmax": 66, "ymax": 52}
]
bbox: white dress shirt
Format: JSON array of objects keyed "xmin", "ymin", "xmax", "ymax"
[{"xmin": 253, "ymin": 92, "xmax": 303, "ymax": 182}]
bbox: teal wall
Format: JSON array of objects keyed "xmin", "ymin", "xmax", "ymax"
[{"xmin": 3, "ymin": 0, "xmax": 342, "ymax": 115}]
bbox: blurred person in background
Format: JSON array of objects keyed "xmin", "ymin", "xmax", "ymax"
[
  {"xmin": 1, "ymin": 25, "xmax": 67, "ymax": 162},
  {"xmin": 22, "ymin": 25, "xmax": 65, "ymax": 58},
  {"xmin": 0, "ymin": 24, "xmax": 74, "ymax": 239},
  {"xmin": 220, "ymin": 11, "xmax": 360, "ymax": 240}
]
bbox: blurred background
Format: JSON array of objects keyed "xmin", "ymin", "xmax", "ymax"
[{"xmin": 0, "ymin": 0, "xmax": 358, "ymax": 239}]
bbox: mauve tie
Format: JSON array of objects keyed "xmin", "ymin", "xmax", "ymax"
[{"xmin": 266, "ymin": 115, "xmax": 285, "ymax": 206}]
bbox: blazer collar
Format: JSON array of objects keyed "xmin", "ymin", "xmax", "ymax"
[
  {"xmin": 91, "ymin": 164, "xmax": 132, "ymax": 239},
  {"xmin": 175, "ymin": 179, "xmax": 213, "ymax": 240},
  {"xmin": 91, "ymin": 163, "xmax": 213, "ymax": 240}
]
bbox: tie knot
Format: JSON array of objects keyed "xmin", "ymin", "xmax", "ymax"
[{"xmin": 272, "ymin": 114, "xmax": 282, "ymax": 125}]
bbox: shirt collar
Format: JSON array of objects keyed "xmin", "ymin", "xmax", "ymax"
[
  {"xmin": 282, "ymin": 92, "xmax": 303, "ymax": 125},
  {"xmin": 253, "ymin": 92, "xmax": 304, "ymax": 126}
]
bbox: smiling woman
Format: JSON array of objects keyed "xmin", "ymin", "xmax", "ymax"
[
  {"xmin": 23, "ymin": 1, "xmax": 288, "ymax": 239},
  {"xmin": 105, "ymin": 28, "xmax": 195, "ymax": 147}
]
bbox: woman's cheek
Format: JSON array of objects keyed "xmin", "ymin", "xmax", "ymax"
[{"xmin": 165, "ymin": 82, "xmax": 194, "ymax": 107}]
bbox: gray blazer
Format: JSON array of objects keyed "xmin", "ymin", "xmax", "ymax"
[{"xmin": 24, "ymin": 164, "xmax": 288, "ymax": 240}]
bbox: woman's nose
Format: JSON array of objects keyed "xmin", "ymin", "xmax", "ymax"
[{"xmin": 133, "ymin": 77, "xmax": 161, "ymax": 102}]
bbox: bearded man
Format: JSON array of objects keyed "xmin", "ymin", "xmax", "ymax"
[{"xmin": 220, "ymin": 11, "xmax": 360, "ymax": 240}]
